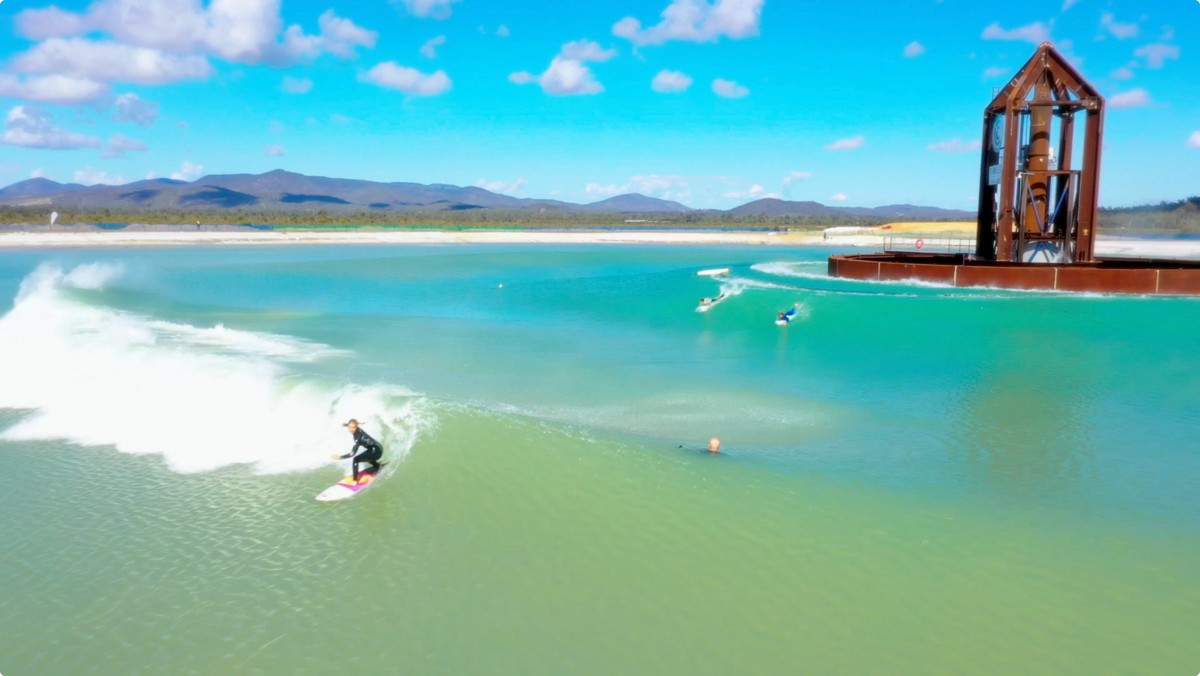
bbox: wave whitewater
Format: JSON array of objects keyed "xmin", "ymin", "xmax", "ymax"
[{"xmin": 0, "ymin": 264, "xmax": 431, "ymax": 475}]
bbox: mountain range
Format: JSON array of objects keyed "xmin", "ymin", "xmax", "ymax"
[{"xmin": 0, "ymin": 169, "xmax": 975, "ymax": 220}]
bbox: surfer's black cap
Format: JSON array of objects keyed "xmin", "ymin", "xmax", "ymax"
[{"xmin": 343, "ymin": 418, "xmax": 359, "ymax": 426}]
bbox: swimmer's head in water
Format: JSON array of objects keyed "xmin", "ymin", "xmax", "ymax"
[{"xmin": 708, "ymin": 437, "xmax": 721, "ymax": 453}]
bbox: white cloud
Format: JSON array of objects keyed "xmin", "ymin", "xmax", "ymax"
[
  {"xmin": 630, "ymin": 175, "xmax": 688, "ymax": 196},
  {"xmin": 536, "ymin": 58, "xmax": 604, "ymax": 95},
  {"xmin": 712, "ymin": 78, "xmax": 749, "ymax": 98},
  {"xmin": 1189, "ymin": 131, "xmax": 1200, "ymax": 149},
  {"xmin": 31, "ymin": 168, "xmax": 48, "ymax": 179},
  {"xmin": 14, "ymin": 6, "xmax": 91, "ymax": 40},
  {"xmin": 113, "ymin": 93, "xmax": 158, "ymax": 126},
  {"xmin": 722, "ymin": 184, "xmax": 778, "ymax": 200},
  {"xmin": 315, "ymin": 10, "xmax": 378, "ymax": 58},
  {"xmin": 1133, "ymin": 43, "xmax": 1180, "ymax": 69},
  {"xmin": 394, "ymin": 0, "xmax": 457, "ymax": 19},
  {"xmin": 831, "ymin": 193, "xmax": 848, "ymax": 202},
  {"xmin": 330, "ymin": 113, "xmax": 355, "ymax": 124},
  {"xmin": 510, "ymin": 41, "xmax": 615, "ymax": 96},
  {"xmin": 1, "ymin": 105, "xmax": 102, "ymax": 149},
  {"xmin": 73, "ymin": 166, "xmax": 126, "ymax": 185},
  {"xmin": 651, "ymin": 70, "xmax": 692, "ymax": 93},
  {"xmin": 1109, "ymin": 88, "xmax": 1149, "ymax": 109},
  {"xmin": 360, "ymin": 62, "xmax": 452, "ymax": 96},
  {"xmin": 12, "ymin": 38, "xmax": 214, "ymax": 85},
  {"xmin": 981, "ymin": 21, "xmax": 1051, "ymax": 44},
  {"xmin": 496, "ymin": 25, "xmax": 511, "ymax": 38},
  {"xmin": 1056, "ymin": 39, "xmax": 1084, "ymax": 68},
  {"xmin": 170, "ymin": 161, "xmax": 204, "ymax": 181},
  {"xmin": 783, "ymin": 171, "xmax": 813, "ymax": 186},
  {"xmin": 586, "ymin": 183, "xmax": 622, "ymax": 197},
  {"xmin": 264, "ymin": 144, "xmax": 286, "ymax": 156},
  {"xmin": 281, "ymin": 76, "xmax": 313, "ymax": 94},
  {"xmin": 586, "ymin": 175, "xmax": 690, "ymax": 201},
  {"xmin": 928, "ymin": 138, "xmax": 982, "ymax": 153},
  {"xmin": 11, "ymin": 2, "xmax": 377, "ymax": 74},
  {"xmin": 476, "ymin": 178, "xmax": 526, "ymax": 195},
  {"xmin": 982, "ymin": 66, "xmax": 1009, "ymax": 80},
  {"xmin": 101, "ymin": 132, "xmax": 149, "ymax": 157},
  {"xmin": 1099, "ymin": 12, "xmax": 1138, "ymax": 40},
  {"xmin": 0, "ymin": 73, "xmax": 110, "ymax": 104},
  {"xmin": 903, "ymin": 41, "xmax": 925, "ymax": 58},
  {"xmin": 1061, "ymin": 0, "xmax": 1081, "ymax": 11},
  {"xmin": 420, "ymin": 35, "xmax": 447, "ymax": 59},
  {"xmin": 560, "ymin": 40, "xmax": 618, "ymax": 62},
  {"xmin": 1111, "ymin": 65, "xmax": 1134, "ymax": 80},
  {"xmin": 613, "ymin": 0, "xmax": 764, "ymax": 47},
  {"xmin": 55, "ymin": 0, "xmax": 209, "ymax": 52},
  {"xmin": 825, "ymin": 135, "xmax": 865, "ymax": 151}
]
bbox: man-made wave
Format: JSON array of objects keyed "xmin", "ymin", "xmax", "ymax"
[{"xmin": 0, "ymin": 264, "xmax": 430, "ymax": 475}]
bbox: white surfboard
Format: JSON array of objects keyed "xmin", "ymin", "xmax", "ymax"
[
  {"xmin": 697, "ymin": 267, "xmax": 731, "ymax": 277},
  {"xmin": 316, "ymin": 468, "xmax": 380, "ymax": 502}
]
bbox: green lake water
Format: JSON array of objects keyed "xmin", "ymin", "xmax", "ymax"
[{"xmin": 0, "ymin": 244, "xmax": 1196, "ymax": 674}]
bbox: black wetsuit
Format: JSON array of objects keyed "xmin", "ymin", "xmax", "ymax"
[{"xmin": 340, "ymin": 428, "xmax": 383, "ymax": 480}]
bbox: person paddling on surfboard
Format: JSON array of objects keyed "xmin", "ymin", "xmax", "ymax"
[{"xmin": 330, "ymin": 419, "xmax": 383, "ymax": 483}]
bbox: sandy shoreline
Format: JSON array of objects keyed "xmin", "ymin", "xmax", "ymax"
[
  {"xmin": 0, "ymin": 228, "xmax": 1197, "ymax": 259},
  {"xmin": 0, "ymin": 229, "xmax": 828, "ymax": 247}
]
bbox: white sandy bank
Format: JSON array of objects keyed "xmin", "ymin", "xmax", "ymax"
[{"xmin": 0, "ymin": 228, "xmax": 1197, "ymax": 259}]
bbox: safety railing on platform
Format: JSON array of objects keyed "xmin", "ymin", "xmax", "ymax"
[{"xmin": 882, "ymin": 236, "xmax": 977, "ymax": 254}]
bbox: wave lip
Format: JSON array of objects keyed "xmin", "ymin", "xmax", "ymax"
[{"xmin": 0, "ymin": 264, "xmax": 430, "ymax": 475}]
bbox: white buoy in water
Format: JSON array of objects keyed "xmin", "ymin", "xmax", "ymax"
[{"xmin": 498, "ymin": 283, "xmax": 504, "ymax": 289}]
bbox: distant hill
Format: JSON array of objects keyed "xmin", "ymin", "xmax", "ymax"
[
  {"xmin": 0, "ymin": 169, "xmax": 974, "ymax": 220},
  {"xmin": 730, "ymin": 197, "xmax": 974, "ymax": 220},
  {"xmin": 0, "ymin": 177, "xmax": 87, "ymax": 200},
  {"xmin": 579, "ymin": 194, "xmax": 690, "ymax": 213}
]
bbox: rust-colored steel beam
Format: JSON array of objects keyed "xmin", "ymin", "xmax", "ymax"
[
  {"xmin": 1024, "ymin": 75, "xmax": 1053, "ymax": 236},
  {"xmin": 974, "ymin": 42, "xmax": 1104, "ymax": 264},
  {"xmin": 975, "ymin": 112, "xmax": 997, "ymax": 259},
  {"xmin": 832, "ymin": 42, "xmax": 1194, "ymax": 294},
  {"xmin": 1076, "ymin": 106, "xmax": 1104, "ymax": 262}
]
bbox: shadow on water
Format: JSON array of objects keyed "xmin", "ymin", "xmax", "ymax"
[{"xmin": 947, "ymin": 348, "xmax": 1096, "ymax": 497}]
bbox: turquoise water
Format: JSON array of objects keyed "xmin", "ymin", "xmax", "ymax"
[{"xmin": 0, "ymin": 244, "xmax": 1197, "ymax": 674}]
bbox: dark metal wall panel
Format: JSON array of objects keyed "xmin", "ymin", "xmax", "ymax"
[
  {"xmin": 1157, "ymin": 270, "xmax": 1200, "ymax": 295},
  {"xmin": 956, "ymin": 264, "xmax": 1057, "ymax": 290},
  {"xmin": 830, "ymin": 257, "xmax": 882, "ymax": 281},
  {"xmin": 1055, "ymin": 266, "xmax": 1157, "ymax": 293},
  {"xmin": 877, "ymin": 262, "xmax": 957, "ymax": 285},
  {"xmin": 828, "ymin": 254, "xmax": 1200, "ymax": 295}
]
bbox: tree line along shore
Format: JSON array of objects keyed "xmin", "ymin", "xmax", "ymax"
[{"xmin": 1, "ymin": 197, "xmax": 1197, "ymax": 233}]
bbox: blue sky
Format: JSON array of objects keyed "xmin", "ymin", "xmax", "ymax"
[{"xmin": 0, "ymin": 0, "xmax": 1195, "ymax": 209}]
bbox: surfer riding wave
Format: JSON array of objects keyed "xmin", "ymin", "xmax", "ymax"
[{"xmin": 332, "ymin": 418, "xmax": 383, "ymax": 482}]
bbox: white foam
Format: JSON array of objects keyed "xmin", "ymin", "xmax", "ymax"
[
  {"xmin": 751, "ymin": 261, "xmax": 827, "ymax": 279},
  {"xmin": 0, "ymin": 264, "xmax": 430, "ymax": 475},
  {"xmin": 752, "ymin": 260, "xmax": 1030, "ymax": 297}
]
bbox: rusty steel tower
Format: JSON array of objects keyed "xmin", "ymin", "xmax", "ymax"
[
  {"xmin": 976, "ymin": 42, "xmax": 1104, "ymax": 265},
  {"xmin": 828, "ymin": 41, "xmax": 1200, "ymax": 295}
]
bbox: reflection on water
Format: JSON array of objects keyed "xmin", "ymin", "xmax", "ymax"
[{"xmin": 950, "ymin": 355, "xmax": 1095, "ymax": 494}]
